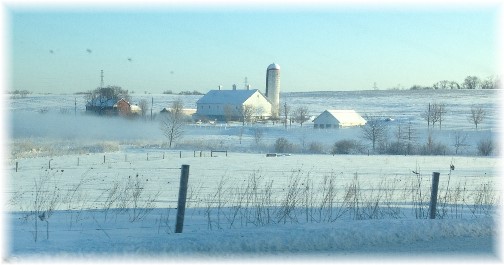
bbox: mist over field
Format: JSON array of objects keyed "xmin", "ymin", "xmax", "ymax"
[{"xmin": 11, "ymin": 111, "xmax": 164, "ymax": 141}]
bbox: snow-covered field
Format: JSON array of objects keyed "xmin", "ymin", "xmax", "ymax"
[{"xmin": 4, "ymin": 89, "xmax": 503, "ymax": 263}]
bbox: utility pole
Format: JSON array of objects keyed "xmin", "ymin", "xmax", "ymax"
[{"xmin": 100, "ymin": 70, "xmax": 104, "ymax": 89}]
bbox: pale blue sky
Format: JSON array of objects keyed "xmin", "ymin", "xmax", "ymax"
[{"xmin": 8, "ymin": 4, "xmax": 500, "ymax": 94}]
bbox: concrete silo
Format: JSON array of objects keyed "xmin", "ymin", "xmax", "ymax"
[{"xmin": 265, "ymin": 63, "xmax": 280, "ymax": 117}]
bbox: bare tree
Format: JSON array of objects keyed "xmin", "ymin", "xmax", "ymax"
[
  {"xmin": 86, "ymin": 85, "xmax": 130, "ymax": 103},
  {"xmin": 361, "ymin": 115, "xmax": 388, "ymax": 152},
  {"xmin": 480, "ymin": 76, "xmax": 496, "ymax": 90},
  {"xmin": 159, "ymin": 100, "xmax": 185, "ymax": 148},
  {"xmin": 462, "ymin": 76, "xmax": 481, "ymax": 90},
  {"xmin": 436, "ymin": 103, "xmax": 447, "ymax": 129},
  {"xmin": 138, "ymin": 99, "xmax": 149, "ymax": 117},
  {"xmin": 452, "ymin": 131, "xmax": 470, "ymax": 155},
  {"xmin": 293, "ymin": 106, "xmax": 310, "ymax": 127},
  {"xmin": 468, "ymin": 105, "xmax": 486, "ymax": 130},
  {"xmin": 253, "ymin": 128, "xmax": 263, "ymax": 146},
  {"xmin": 421, "ymin": 103, "xmax": 434, "ymax": 129},
  {"xmin": 239, "ymin": 104, "xmax": 255, "ymax": 125},
  {"xmin": 421, "ymin": 102, "xmax": 446, "ymax": 129}
]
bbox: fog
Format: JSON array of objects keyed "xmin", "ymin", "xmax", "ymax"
[{"xmin": 10, "ymin": 111, "xmax": 164, "ymax": 141}]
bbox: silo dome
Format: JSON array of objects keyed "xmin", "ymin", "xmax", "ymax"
[{"xmin": 268, "ymin": 63, "xmax": 280, "ymax": 70}]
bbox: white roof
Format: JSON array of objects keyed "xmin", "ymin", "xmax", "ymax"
[
  {"xmin": 314, "ymin": 110, "xmax": 367, "ymax": 126},
  {"xmin": 268, "ymin": 63, "xmax": 280, "ymax": 70},
  {"xmin": 196, "ymin": 89, "xmax": 266, "ymax": 105}
]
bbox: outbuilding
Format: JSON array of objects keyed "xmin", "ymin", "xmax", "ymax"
[{"xmin": 313, "ymin": 110, "xmax": 367, "ymax": 129}]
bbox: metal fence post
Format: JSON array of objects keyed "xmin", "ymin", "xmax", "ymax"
[
  {"xmin": 429, "ymin": 172, "xmax": 440, "ymax": 219},
  {"xmin": 175, "ymin": 164, "xmax": 190, "ymax": 233}
]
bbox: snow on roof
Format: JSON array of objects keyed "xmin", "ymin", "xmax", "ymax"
[
  {"xmin": 196, "ymin": 89, "xmax": 262, "ymax": 105},
  {"xmin": 268, "ymin": 63, "xmax": 280, "ymax": 70},
  {"xmin": 315, "ymin": 110, "xmax": 367, "ymax": 126}
]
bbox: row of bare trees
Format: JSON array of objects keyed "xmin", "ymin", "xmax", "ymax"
[
  {"xmin": 420, "ymin": 103, "xmax": 486, "ymax": 130},
  {"xmin": 411, "ymin": 75, "xmax": 499, "ymax": 90}
]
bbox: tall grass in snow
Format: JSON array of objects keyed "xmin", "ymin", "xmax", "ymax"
[{"xmin": 7, "ymin": 167, "xmax": 498, "ymax": 239}]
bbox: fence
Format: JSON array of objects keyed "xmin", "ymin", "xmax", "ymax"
[{"xmin": 7, "ymin": 152, "xmax": 500, "ymax": 235}]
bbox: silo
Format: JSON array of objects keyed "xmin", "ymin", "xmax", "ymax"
[{"xmin": 265, "ymin": 63, "xmax": 280, "ymax": 117}]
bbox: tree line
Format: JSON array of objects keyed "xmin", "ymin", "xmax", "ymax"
[{"xmin": 409, "ymin": 75, "xmax": 499, "ymax": 90}]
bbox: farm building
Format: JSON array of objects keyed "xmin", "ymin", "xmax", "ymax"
[
  {"xmin": 160, "ymin": 108, "xmax": 197, "ymax": 116},
  {"xmin": 114, "ymin": 98, "xmax": 142, "ymax": 116},
  {"xmin": 195, "ymin": 89, "xmax": 272, "ymax": 121},
  {"xmin": 86, "ymin": 97, "xmax": 141, "ymax": 116},
  {"xmin": 313, "ymin": 110, "xmax": 367, "ymax": 129},
  {"xmin": 160, "ymin": 108, "xmax": 196, "ymax": 121}
]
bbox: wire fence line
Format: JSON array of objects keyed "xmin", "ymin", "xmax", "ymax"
[
  {"xmin": 7, "ymin": 150, "xmax": 500, "ymax": 224},
  {"xmin": 10, "ymin": 150, "xmax": 221, "ymax": 172},
  {"xmin": 7, "ymin": 165, "xmax": 499, "ymax": 211},
  {"xmin": 6, "ymin": 156, "xmax": 500, "ymax": 242}
]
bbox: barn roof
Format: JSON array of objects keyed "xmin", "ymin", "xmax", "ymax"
[
  {"xmin": 314, "ymin": 110, "xmax": 367, "ymax": 125},
  {"xmin": 196, "ymin": 89, "xmax": 265, "ymax": 105}
]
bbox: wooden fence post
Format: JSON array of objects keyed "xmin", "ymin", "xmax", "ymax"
[
  {"xmin": 103, "ymin": 155, "xmax": 106, "ymax": 164},
  {"xmin": 77, "ymin": 157, "xmax": 79, "ymax": 166},
  {"xmin": 15, "ymin": 162, "xmax": 18, "ymax": 172},
  {"xmin": 175, "ymin": 164, "xmax": 190, "ymax": 233},
  {"xmin": 179, "ymin": 151, "xmax": 182, "ymax": 158},
  {"xmin": 429, "ymin": 172, "xmax": 440, "ymax": 219}
]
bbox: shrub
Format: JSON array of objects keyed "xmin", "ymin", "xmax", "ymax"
[
  {"xmin": 274, "ymin": 137, "xmax": 294, "ymax": 153},
  {"xmin": 477, "ymin": 139, "xmax": 493, "ymax": 156},
  {"xmin": 420, "ymin": 135, "xmax": 448, "ymax": 155},
  {"xmin": 308, "ymin": 142, "xmax": 325, "ymax": 154},
  {"xmin": 331, "ymin": 140, "xmax": 358, "ymax": 155}
]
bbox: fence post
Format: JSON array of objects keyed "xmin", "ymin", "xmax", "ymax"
[
  {"xmin": 77, "ymin": 157, "xmax": 79, "ymax": 166},
  {"xmin": 429, "ymin": 172, "xmax": 440, "ymax": 219},
  {"xmin": 179, "ymin": 151, "xmax": 182, "ymax": 158},
  {"xmin": 49, "ymin": 159, "xmax": 52, "ymax": 169},
  {"xmin": 103, "ymin": 155, "xmax": 106, "ymax": 164},
  {"xmin": 175, "ymin": 164, "xmax": 190, "ymax": 233},
  {"xmin": 15, "ymin": 162, "xmax": 18, "ymax": 172},
  {"xmin": 147, "ymin": 153, "xmax": 149, "ymax": 161}
]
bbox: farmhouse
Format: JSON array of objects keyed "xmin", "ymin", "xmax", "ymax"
[
  {"xmin": 195, "ymin": 89, "xmax": 272, "ymax": 121},
  {"xmin": 313, "ymin": 110, "xmax": 367, "ymax": 129},
  {"xmin": 114, "ymin": 98, "xmax": 141, "ymax": 116},
  {"xmin": 86, "ymin": 97, "xmax": 141, "ymax": 116}
]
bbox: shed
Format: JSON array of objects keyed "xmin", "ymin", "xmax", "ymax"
[{"xmin": 313, "ymin": 110, "xmax": 367, "ymax": 129}]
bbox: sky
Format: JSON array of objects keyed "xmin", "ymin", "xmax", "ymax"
[{"xmin": 4, "ymin": 1, "xmax": 502, "ymax": 94}]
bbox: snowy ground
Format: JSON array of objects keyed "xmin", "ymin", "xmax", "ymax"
[{"xmin": 4, "ymin": 90, "xmax": 503, "ymax": 263}]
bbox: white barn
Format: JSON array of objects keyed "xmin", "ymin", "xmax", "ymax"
[
  {"xmin": 195, "ymin": 89, "xmax": 272, "ymax": 121},
  {"xmin": 313, "ymin": 110, "xmax": 367, "ymax": 129}
]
